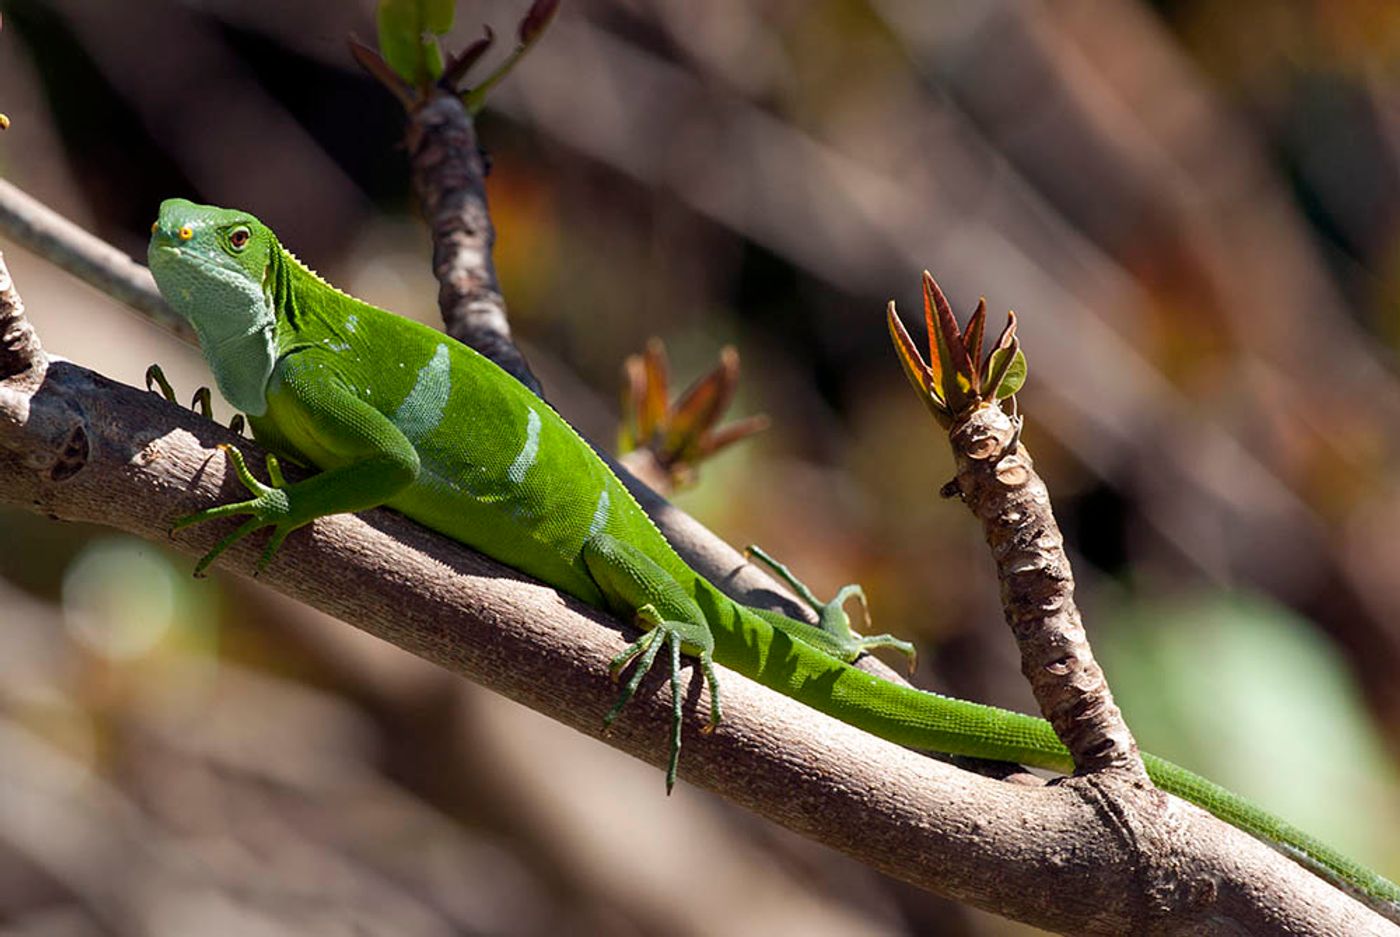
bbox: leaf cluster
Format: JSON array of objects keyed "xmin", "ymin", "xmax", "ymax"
[
  {"xmin": 887, "ymin": 272, "xmax": 1026, "ymax": 428},
  {"xmin": 618, "ymin": 339, "xmax": 769, "ymax": 490},
  {"xmin": 352, "ymin": 0, "xmax": 560, "ymax": 113}
]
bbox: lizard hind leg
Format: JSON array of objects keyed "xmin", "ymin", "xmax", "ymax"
[
  {"xmin": 583, "ymin": 534, "xmax": 722, "ymax": 792},
  {"xmin": 745, "ymin": 544, "xmax": 918, "ymax": 671}
]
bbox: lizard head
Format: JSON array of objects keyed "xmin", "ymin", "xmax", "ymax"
[
  {"xmin": 148, "ymin": 198, "xmax": 280, "ymax": 415},
  {"xmin": 148, "ymin": 198, "xmax": 277, "ymax": 345}
]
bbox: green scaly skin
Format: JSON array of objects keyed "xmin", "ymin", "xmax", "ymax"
[{"xmin": 148, "ymin": 199, "xmax": 1400, "ymax": 914}]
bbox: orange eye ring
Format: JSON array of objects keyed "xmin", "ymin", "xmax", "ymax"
[{"xmin": 178, "ymin": 226, "xmax": 194, "ymax": 241}]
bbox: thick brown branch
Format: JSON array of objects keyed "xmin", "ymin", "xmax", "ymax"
[
  {"xmin": 949, "ymin": 403, "xmax": 1145, "ymax": 779},
  {"xmin": 0, "ymin": 344, "xmax": 1391, "ymax": 935},
  {"xmin": 0, "ymin": 251, "xmax": 1393, "ymax": 931},
  {"xmin": 405, "ymin": 91, "xmax": 542, "ymax": 396}
]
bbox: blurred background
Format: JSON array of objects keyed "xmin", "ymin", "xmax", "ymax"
[{"xmin": 2, "ymin": 1, "xmax": 1400, "ymax": 934}]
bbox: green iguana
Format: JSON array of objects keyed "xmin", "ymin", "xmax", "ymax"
[{"xmin": 147, "ymin": 197, "xmax": 1400, "ymax": 913}]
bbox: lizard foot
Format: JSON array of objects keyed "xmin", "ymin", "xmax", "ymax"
[
  {"xmin": 172, "ymin": 445, "xmax": 298, "ymax": 577},
  {"xmin": 745, "ymin": 544, "xmax": 917, "ymax": 672},
  {"xmin": 604, "ymin": 604, "xmax": 722, "ymax": 793},
  {"xmin": 145, "ymin": 364, "xmax": 246, "ymax": 434}
]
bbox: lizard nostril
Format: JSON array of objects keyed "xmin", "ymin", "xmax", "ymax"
[{"xmin": 178, "ymin": 226, "xmax": 194, "ymax": 241}]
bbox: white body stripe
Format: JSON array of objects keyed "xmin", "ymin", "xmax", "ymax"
[
  {"xmin": 587, "ymin": 487, "xmax": 611, "ymax": 538},
  {"xmin": 508, "ymin": 409, "xmax": 543, "ymax": 484},
  {"xmin": 393, "ymin": 343, "xmax": 451, "ymax": 441}
]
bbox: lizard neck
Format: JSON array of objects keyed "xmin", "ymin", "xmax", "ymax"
[
  {"xmin": 182, "ymin": 251, "xmax": 280, "ymax": 418},
  {"xmin": 267, "ymin": 240, "xmax": 366, "ymax": 347},
  {"xmin": 202, "ymin": 321, "xmax": 277, "ymax": 417}
]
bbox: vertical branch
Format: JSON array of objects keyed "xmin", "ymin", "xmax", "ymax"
[
  {"xmin": 948, "ymin": 403, "xmax": 1146, "ymax": 779},
  {"xmin": 0, "ymin": 250, "xmax": 42, "ymax": 380},
  {"xmin": 891, "ymin": 276, "xmax": 1144, "ymax": 778},
  {"xmin": 405, "ymin": 90, "xmax": 542, "ymax": 397},
  {"xmin": 0, "ymin": 255, "xmax": 88, "ymax": 484}
]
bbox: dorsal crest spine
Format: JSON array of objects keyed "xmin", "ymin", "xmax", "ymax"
[{"xmin": 280, "ymin": 244, "xmax": 355, "ymax": 302}]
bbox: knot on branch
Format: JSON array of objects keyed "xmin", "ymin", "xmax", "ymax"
[{"xmin": 1070, "ymin": 771, "xmax": 1219, "ymax": 927}]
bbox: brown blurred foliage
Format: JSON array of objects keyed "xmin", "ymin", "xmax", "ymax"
[{"xmin": 1, "ymin": 1, "xmax": 1399, "ymax": 934}]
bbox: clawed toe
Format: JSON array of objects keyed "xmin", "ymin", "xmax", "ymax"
[{"xmin": 601, "ymin": 619, "xmax": 723, "ymax": 793}]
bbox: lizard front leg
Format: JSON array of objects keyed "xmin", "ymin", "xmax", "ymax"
[{"xmin": 173, "ymin": 353, "xmax": 419, "ymax": 576}]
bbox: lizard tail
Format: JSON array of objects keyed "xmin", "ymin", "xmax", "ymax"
[
  {"xmin": 1142, "ymin": 752, "xmax": 1400, "ymax": 914},
  {"xmin": 709, "ymin": 593, "xmax": 1400, "ymax": 916}
]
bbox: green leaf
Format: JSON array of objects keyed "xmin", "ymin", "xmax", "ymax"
[
  {"xmin": 988, "ymin": 346, "xmax": 1026, "ymax": 399},
  {"xmin": 423, "ymin": 36, "xmax": 445, "ymax": 81},
  {"xmin": 376, "ymin": 5, "xmax": 416, "ymax": 84},
  {"xmin": 422, "ymin": 0, "xmax": 454, "ymax": 34},
  {"xmin": 982, "ymin": 310, "xmax": 1025, "ymax": 400},
  {"xmin": 377, "ymin": 0, "xmax": 456, "ymax": 86}
]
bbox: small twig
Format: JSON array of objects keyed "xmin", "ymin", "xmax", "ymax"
[
  {"xmin": 350, "ymin": 4, "xmax": 555, "ymax": 395},
  {"xmin": 891, "ymin": 274, "xmax": 1144, "ymax": 779},
  {"xmin": 405, "ymin": 90, "xmax": 542, "ymax": 396},
  {"xmin": 0, "ymin": 180, "xmax": 189, "ymax": 338}
]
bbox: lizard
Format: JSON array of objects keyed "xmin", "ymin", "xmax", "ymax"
[{"xmin": 147, "ymin": 198, "xmax": 1400, "ymax": 914}]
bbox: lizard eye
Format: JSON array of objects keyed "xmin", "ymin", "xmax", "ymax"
[{"xmin": 228, "ymin": 227, "xmax": 251, "ymax": 250}]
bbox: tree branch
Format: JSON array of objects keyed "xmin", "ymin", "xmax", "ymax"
[
  {"xmin": 0, "ymin": 246, "xmax": 41, "ymax": 379},
  {"xmin": 0, "ymin": 259, "xmax": 1393, "ymax": 934},
  {"xmin": 949, "ymin": 403, "xmax": 1145, "ymax": 779},
  {"xmin": 892, "ymin": 273, "xmax": 1145, "ymax": 778},
  {"xmin": 0, "ymin": 180, "xmax": 188, "ymax": 338},
  {"xmin": 405, "ymin": 89, "xmax": 542, "ymax": 396}
]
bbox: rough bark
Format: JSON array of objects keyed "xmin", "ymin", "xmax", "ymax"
[
  {"xmin": 947, "ymin": 403, "xmax": 1146, "ymax": 778},
  {"xmin": 405, "ymin": 91, "xmax": 542, "ymax": 396},
  {"xmin": 0, "ymin": 247, "xmax": 42, "ymax": 379},
  {"xmin": 0, "ymin": 352, "xmax": 1390, "ymax": 935}
]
